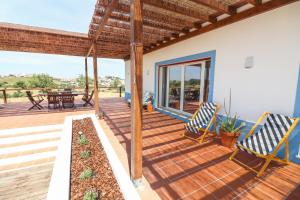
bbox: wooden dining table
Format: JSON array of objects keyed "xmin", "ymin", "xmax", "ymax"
[
  {"xmin": 37, "ymin": 92, "xmax": 86, "ymax": 109},
  {"xmin": 37, "ymin": 92, "xmax": 85, "ymax": 98}
]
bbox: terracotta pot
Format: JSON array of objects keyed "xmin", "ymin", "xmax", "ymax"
[
  {"xmin": 220, "ymin": 129, "xmax": 240, "ymax": 148},
  {"xmin": 147, "ymin": 103, "xmax": 153, "ymax": 112}
]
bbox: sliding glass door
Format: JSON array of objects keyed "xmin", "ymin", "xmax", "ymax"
[
  {"xmin": 183, "ymin": 64, "xmax": 202, "ymax": 114},
  {"xmin": 168, "ymin": 66, "xmax": 182, "ymax": 110},
  {"xmin": 159, "ymin": 60, "xmax": 209, "ymax": 115}
]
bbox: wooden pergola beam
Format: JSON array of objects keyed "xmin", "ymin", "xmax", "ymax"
[
  {"xmin": 130, "ymin": 0, "xmax": 143, "ymax": 184},
  {"xmin": 94, "ymin": 11, "xmax": 182, "ymax": 32},
  {"xmin": 96, "ymin": 1, "xmax": 195, "ymax": 28},
  {"xmin": 143, "ymin": 0, "xmax": 298, "ymax": 55},
  {"xmin": 189, "ymin": 0, "xmax": 235, "ymax": 15},
  {"xmin": 91, "ymin": 20, "xmax": 173, "ymax": 36},
  {"xmin": 90, "ymin": 23, "xmax": 170, "ymax": 39},
  {"xmin": 86, "ymin": 0, "xmax": 118, "ymax": 57},
  {"xmin": 143, "ymin": 0, "xmax": 211, "ymax": 22}
]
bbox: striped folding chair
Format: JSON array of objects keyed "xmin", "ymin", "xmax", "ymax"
[
  {"xmin": 183, "ymin": 102, "xmax": 220, "ymax": 143},
  {"xmin": 229, "ymin": 112, "xmax": 299, "ymax": 177}
]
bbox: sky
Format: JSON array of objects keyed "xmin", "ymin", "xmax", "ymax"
[{"xmin": 0, "ymin": 0, "xmax": 125, "ymax": 79}]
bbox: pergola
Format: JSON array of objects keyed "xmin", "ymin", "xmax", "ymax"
[{"xmin": 0, "ymin": 0, "xmax": 296, "ymax": 185}]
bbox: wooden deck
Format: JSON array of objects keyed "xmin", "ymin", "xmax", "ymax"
[
  {"xmin": 0, "ymin": 100, "xmax": 94, "ymax": 129},
  {"xmin": 101, "ymin": 98, "xmax": 300, "ymax": 200},
  {"xmin": 0, "ymin": 164, "xmax": 53, "ymax": 200},
  {"xmin": 0, "ymin": 97, "xmax": 299, "ymax": 200}
]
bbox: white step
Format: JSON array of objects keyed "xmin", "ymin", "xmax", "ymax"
[
  {"xmin": 0, "ymin": 151, "xmax": 57, "ymax": 166},
  {"xmin": 0, "ymin": 129, "xmax": 61, "ymax": 139},
  {"xmin": 0, "ymin": 131, "xmax": 62, "ymax": 146},
  {"xmin": 0, "ymin": 141, "xmax": 60, "ymax": 155},
  {"xmin": 0, "ymin": 124, "xmax": 63, "ymax": 135}
]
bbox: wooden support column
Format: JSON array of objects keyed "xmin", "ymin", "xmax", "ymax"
[
  {"xmin": 85, "ymin": 58, "xmax": 89, "ymax": 96},
  {"xmin": 92, "ymin": 43, "xmax": 101, "ymax": 117},
  {"xmin": 130, "ymin": 0, "xmax": 143, "ymax": 185}
]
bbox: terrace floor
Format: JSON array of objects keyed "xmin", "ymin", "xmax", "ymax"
[
  {"xmin": 101, "ymin": 98, "xmax": 300, "ymax": 200},
  {"xmin": 0, "ymin": 100, "xmax": 94, "ymax": 129},
  {"xmin": 0, "ymin": 98, "xmax": 300, "ymax": 200}
]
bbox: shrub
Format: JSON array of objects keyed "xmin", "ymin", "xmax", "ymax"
[
  {"xmin": 79, "ymin": 168, "xmax": 93, "ymax": 180},
  {"xmin": 13, "ymin": 81, "xmax": 27, "ymax": 89},
  {"xmin": 80, "ymin": 151, "xmax": 91, "ymax": 159},
  {"xmin": 78, "ymin": 134, "xmax": 89, "ymax": 146},
  {"xmin": 83, "ymin": 188, "xmax": 98, "ymax": 200},
  {"xmin": 11, "ymin": 91, "xmax": 25, "ymax": 98},
  {"xmin": 28, "ymin": 74, "xmax": 56, "ymax": 88}
]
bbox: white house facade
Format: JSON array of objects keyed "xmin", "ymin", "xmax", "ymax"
[{"xmin": 124, "ymin": 2, "xmax": 300, "ymax": 164}]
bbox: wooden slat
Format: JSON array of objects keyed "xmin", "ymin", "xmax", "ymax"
[
  {"xmin": 130, "ymin": 0, "xmax": 143, "ymax": 182},
  {"xmin": 189, "ymin": 0, "xmax": 234, "ymax": 14},
  {"xmin": 143, "ymin": 0, "xmax": 211, "ymax": 22},
  {"xmin": 94, "ymin": 11, "xmax": 183, "ymax": 32},
  {"xmin": 86, "ymin": 0, "xmax": 118, "ymax": 57},
  {"xmin": 96, "ymin": 1, "xmax": 196, "ymax": 28}
]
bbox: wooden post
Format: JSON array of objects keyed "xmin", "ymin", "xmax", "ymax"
[
  {"xmin": 85, "ymin": 58, "xmax": 89, "ymax": 96},
  {"xmin": 92, "ymin": 43, "xmax": 101, "ymax": 117},
  {"xmin": 3, "ymin": 90, "xmax": 7, "ymax": 104},
  {"xmin": 130, "ymin": 0, "xmax": 143, "ymax": 185}
]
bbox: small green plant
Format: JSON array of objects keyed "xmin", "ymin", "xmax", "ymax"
[
  {"xmin": 79, "ymin": 168, "xmax": 93, "ymax": 180},
  {"xmin": 78, "ymin": 134, "xmax": 89, "ymax": 145},
  {"xmin": 218, "ymin": 89, "xmax": 246, "ymax": 133},
  {"xmin": 80, "ymin": 150, "xmax": 91, "ymax": 159},
  {"xmin": 83, "ymin": 188, "xmax": 98, "ymax": 200}
]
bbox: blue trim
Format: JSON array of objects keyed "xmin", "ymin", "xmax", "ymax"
[
  {"xmin": 154, "ymin": 50, "xmax": 216, "ymax": 107},
  {"xmin": 125, "ymin": 92, "xmax": 131, "ymax": 100},
  {"xmin": 156, "ymin": 108, "xmax": 189, "ymax": 122},
  {"xmin": 293, "ymin": 66, "xmax": 300, "ymax": 117}
]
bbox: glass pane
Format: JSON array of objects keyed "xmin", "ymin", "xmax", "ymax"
[
  {"xmin": 160, "ymin": 67, "xmax": 167, "ymax": 107},
  {"xmin": 183, "ymin": 65, "xmax": 201, "ymax": 114},
  {"xmin": 168, "ymin": 66, "xmax": 181, "ymax": 110}
]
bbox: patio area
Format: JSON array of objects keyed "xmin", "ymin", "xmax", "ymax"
[
  {"xmin": 0, "ymin": 97, "xmax": 299, "ymax": 199},
  {"xmin": 101, "ymin": 98, "xmax": 300, "ymax": 200}
]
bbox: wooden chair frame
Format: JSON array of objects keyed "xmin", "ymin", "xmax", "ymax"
[
  {"xmin": 183, "ymin": 102, "xmax": 221, "ymax": 144},
  {"xmin": 26, "ymin": 91, "xmax": 43, "ymax": 110},
  {"xmin": 83, "ymin": 90, "xmax": 94, "ymax": 107},
  {"xmin": 229, "ymin": 112, "xmax": 300, "ymax": 177}
]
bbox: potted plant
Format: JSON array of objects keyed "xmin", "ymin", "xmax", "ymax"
[{"xmin": 218, "ymin": 89, "xmax": 246, "ymax": 148}]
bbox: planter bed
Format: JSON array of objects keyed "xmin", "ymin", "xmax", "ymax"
[
  {"xmin": 71, "ymin": 118, "xmax": 123, "ymax": 200},
  {"xmin": 47, "ymin": 114, "xmax": 140, "ymax": 200}
]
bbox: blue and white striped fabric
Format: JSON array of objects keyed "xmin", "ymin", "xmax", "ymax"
[
  {"xmin": 237, "ymin": 113, "xmax": 294, "ymax": 155},
  {"xmin": 185, "ymin": 102, "xmax": 217, "ymax": 135}
]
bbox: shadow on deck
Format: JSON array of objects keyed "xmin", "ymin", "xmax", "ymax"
[{"xmin": 101, "ymin": 98, "xmax": 300, "ymax": 200}]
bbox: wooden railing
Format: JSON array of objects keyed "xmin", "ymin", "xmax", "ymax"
[{"xmin": 0, "ymin": 86, "xmax": 124, "ymax": 104}]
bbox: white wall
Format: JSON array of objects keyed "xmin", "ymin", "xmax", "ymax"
[{"xmin": 125, "ymin": 2, "xmax": 300, "ymax": 122}]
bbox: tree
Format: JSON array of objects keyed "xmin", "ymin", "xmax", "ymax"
[
  {"xmin": 76, "ymin": 74, "xmax": 93, "ymax": 88},
  {"xmin": 0, "ymin": 82, "xmax": 6, "ymax": 88},
  {"xmin": 28, "ymin": 74, "xmax": 56, "ymax": 88},
  {"xmin": 13, "ymin": 81, "xmax": 27, "ymax": 89},
  {"xmin": 111, "ymin": 78, "xmax": 122, "ymax": 88}
]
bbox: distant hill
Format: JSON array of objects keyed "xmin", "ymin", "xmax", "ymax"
[{"xmin": 0, "ymin": 74, "xmax": 124, "ymax": 89}]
